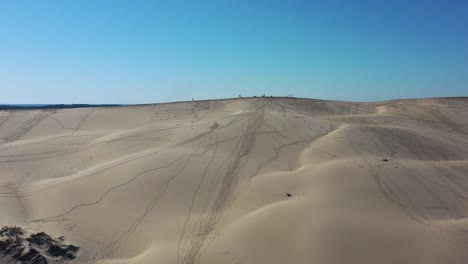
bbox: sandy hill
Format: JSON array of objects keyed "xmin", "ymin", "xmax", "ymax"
[{"xmin": 1, "ymin": 97, "xmax": 468, "ymax": 264}]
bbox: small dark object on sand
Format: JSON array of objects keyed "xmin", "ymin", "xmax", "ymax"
[
  {"xmin": 382, "ymin": 158, "xmax": 389, "ymax": 162},
  {"xmin": 286, "ymin": 193, "xmax": 292, "ymax": 197},
  {"xmin": 210, "ymin": 122, "xmax": 220, "ymax": 130}
]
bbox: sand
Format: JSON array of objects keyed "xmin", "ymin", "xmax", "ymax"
[{"xmin": 1, "ymin": 97, "xmax": 468, "ymax": 264}]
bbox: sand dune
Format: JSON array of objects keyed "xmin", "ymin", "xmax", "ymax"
[{"xmin": 1, "ymin": 97, "xmax": 468, "ymax": 263}]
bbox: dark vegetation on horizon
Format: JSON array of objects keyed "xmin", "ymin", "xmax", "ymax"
[{"xmin": 0, "ymin": 104, "xmax": 122, "ymax": 110}]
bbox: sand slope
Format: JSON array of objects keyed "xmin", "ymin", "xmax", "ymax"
[{"xmin": 1, "ymin": 97, "xmax": 468, "ymax": 264}]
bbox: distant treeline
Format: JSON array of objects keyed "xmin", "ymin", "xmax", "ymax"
[{"xmin": 0, "ymin": 104, "xmax": 122, "ymax": 110}]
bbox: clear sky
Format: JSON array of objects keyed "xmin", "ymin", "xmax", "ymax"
[{"xmin": 1, "ymin": 0, "xmax": 467, "ymax": 104}]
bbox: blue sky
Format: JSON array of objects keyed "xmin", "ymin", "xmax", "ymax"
[{"xmin": 1, "ymin": 0, "xmax": 467, "ymax": 104}]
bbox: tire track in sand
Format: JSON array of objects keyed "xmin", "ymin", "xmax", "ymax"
[
  {"xmin": 179, "ymin": 105, "xmax": 265, "ymax": 264},
  {"xmin": 4, "ymin": 112, "xmax": 52, "ymax": 143}
]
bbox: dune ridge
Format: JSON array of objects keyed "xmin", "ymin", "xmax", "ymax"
[{"xmin": 1, "ymin": 97, "xmax": 468, "ymax": 263}]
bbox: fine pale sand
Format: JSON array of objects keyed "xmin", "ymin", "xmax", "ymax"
[{"xmin": 1, "ymin": 97, "xmax": 468, "ymax": 264}]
